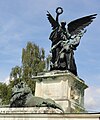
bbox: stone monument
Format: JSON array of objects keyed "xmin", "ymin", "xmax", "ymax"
[
  {"xmin": 10, "ymin": 81, "xmax": 64, "ymax": 113},
  {"xmin": 8, "ymin": 7, "xmax": 97, "ymax": 114},
  {"xmin": 33, "ymin": 7, "xmax": 97, "ymax": 113},
  {"xmin": 0, "ymin": 6, "xmax": 98, "ymax": 120},
  {"xmin": 34, "ymin": 71, "xmax": 88, "ymax": 113}
]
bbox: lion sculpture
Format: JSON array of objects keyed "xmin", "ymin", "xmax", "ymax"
[{"xmin": 10, "ymin": 81, "xmax": 64, "ymax": 113}]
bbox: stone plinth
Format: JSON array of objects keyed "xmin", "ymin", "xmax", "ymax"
[
  {"xmin": 33, "ymin": 70, "xmax": 88, "ymax": 113},
  {"xmin": 0, "ymin": 107, "xmax": 62, "ymax": 114},
  {"xmin": 0, "ymin": 108, "xmax": 100, "ymax": 120}
]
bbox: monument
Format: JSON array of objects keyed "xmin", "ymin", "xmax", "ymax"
[
  {"xmin": 34, "ymin": 7, "xmax": 97, "ymax": 113},
  {"xmin": 0, "ymin": 6, "xmax": 98, "ymax": 120},
  {"xmin": 47, "ymin": 7, "xmax": 97, "ymax": 76},
  {"xmin": 9, "ymin": 7, "xmax": 97, "ymax": 113},
  {"xmin": 10, "ymin": 81, "xmax": 64, "ymax": 113}
]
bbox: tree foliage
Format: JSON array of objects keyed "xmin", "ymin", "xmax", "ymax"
[
  {"xmin": 10, "ymin": 66, "xmax": 22, "ymax": 80},
  {"xmin": 0, "ymin": 82, "xmax": 12, "ymax": 105},
  {"xmin": 22, "ymin": 42, "xmax": 45, "ymax": 78},
  {"xmin": 10, "ymin": 42, "xmax": 46, "ymax": 93},
  {"xmin": 0, "ymin": 42, "xmax": 46, "ymax": 105}
]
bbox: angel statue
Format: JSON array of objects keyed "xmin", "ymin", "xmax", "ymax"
[{"xmin": 47, "ymin": 7, "xmax": 97, "ymax": 76}]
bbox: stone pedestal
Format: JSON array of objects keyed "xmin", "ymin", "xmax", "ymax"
[
  {"xmin": 33, "ymin": 70, "xmax": 88, "ymax": 113},
  {"xmin": 0, "ymin": 108, "xmax": 100, "ymax": 120}
]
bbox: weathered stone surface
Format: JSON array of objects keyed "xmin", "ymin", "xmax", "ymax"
[
  {"xmin": 0, "ymin": 107, "xmax": 63, "ymax": 114},
  {"xmin": 33, "ymin": 70, "xmax": 88, "ymax": 113},
  {"xmin": 0, "ymin": 108, "xmax": 100, "ymax": 120}
]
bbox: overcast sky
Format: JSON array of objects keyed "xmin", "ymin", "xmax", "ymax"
[{"xmin": 0, "ymin": 0, "xmax": 100, "ymax": 112}]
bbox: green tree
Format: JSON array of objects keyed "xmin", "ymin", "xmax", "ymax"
[
  {"xmin": 21, "ymin": 42, "xmax": 46, "ymax": 94},
  {"xmin": 22, "ymin": 42, "xmax": 45, "ymax": 77},
  {"xmin": 0, "ymin": 82, "xmax": 11, "ymax": 105},
  {"xmin": 0, "ymin": 42, "xmax": 46, "ymax": 105},
  {"xmin": 10, "ymin": 66, "xmax": 22, "ymax": 80},
  {"xmin": 9, "ymin": 42, "xmax": 46, "ymax": 95}
]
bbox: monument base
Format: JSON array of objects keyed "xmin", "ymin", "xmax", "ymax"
[
  {"xmin": 33, "ymin": 70, "xmax": 88, "ymax": 113},
  {"xmin": 0, "ymin": 108, "xmax": 100, "ymax": 120},
  {"xmin": 0, "ymin": 107, "xmax": 62, "ymax": 113}
]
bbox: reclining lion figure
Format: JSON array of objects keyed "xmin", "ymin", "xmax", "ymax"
[{"xmin": 10, "ymin": 81, "xmax": 64, "ymax": 113}]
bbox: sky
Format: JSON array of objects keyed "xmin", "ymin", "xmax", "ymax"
[{"xmin": 0, "ymin": 0, "xmax": 100, "ymax": 112}]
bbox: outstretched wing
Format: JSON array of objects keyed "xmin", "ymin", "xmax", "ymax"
[
  {"xmin": 47, "ymin": 11, "xmax": 59, "ymax": 30},
  {"xmin": 67, "ymin": 14, "xmax": 97, "ymax": 35}
]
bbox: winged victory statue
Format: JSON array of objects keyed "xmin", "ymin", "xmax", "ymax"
[{"xmin": 47, "ymin": 7, "xmax": 97, "ymax": 76}]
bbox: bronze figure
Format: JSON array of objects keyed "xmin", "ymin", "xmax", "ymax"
[{"xmin": 47, "ymin": 7, "xmax": 97, "ymax": 76}]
